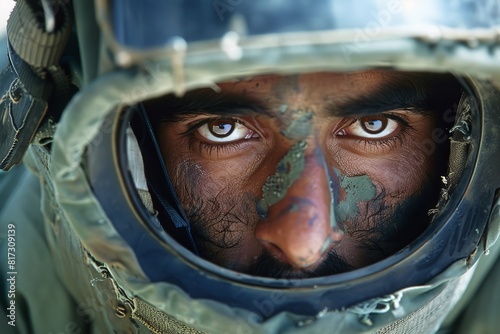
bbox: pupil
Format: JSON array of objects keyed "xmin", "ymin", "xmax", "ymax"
[
  {"xmin": 361, "ymin": 116, "xmax": 387, "ymax": 134},
  {"xmin": 366, "ymin": 120, "xmax": 382, "ymax": 130},
  {"xmin": 210, "ymin": 120, "xmax": 235, "ymax": 137}
]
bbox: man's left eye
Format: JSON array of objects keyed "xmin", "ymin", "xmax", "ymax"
[
  {"xmin": 338, "ymin": 115, "xmax": 399, "ymax": 139},
  {"xmin": 197, "ymin": 119, "xmax": 258, "ymax": 143}
]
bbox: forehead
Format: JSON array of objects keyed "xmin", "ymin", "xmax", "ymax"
[
  {"xmin": 205, "ymin": 70, "xmax": 455, "ymax": 120},
  {"xmin": 216, "ymin": 71, "xmax": 414, "ymax": 102},
  {"xmin": 145, "ymin": 70, "xmax": 461, "ymax": 123}
]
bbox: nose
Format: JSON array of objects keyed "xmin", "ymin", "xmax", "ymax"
[{"xmin": 255, "ymin": 142, "xmax": 343, "ymax": 269}]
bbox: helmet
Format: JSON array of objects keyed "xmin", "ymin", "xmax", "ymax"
[{"xmin": 3, "ymin": 0, "xmax": 500, "ymax": 333}]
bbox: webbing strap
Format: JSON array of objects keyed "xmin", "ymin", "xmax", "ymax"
[
  {"xmin": 376, "ymin": 272, "xmax": 472, "ymax": 334},
  {"xmin": 7, "ymin": 42, "xmax": 53, "ymax": 99},
  {"xmin": 132, "ymin": 298, "xmax": 207, "ymax": 334},
  {"xmin": 1, "ymin": 0, "xmax": 74, "ymax": 170},
  {"xmin": 0, "ymin": 47, "xmax": 52, "ymax": 171},
  {"xmin": 7, "ymin": 0, "xmax": 73, "ymax": 69}
]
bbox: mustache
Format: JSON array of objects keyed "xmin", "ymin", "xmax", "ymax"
[
  {"xmin": 245, "ymin": 249, "xmax": 353, "ymax": 279},
  {"xmin": 173, "ymin": 172, "xmax": 438, "ymax": 278}
]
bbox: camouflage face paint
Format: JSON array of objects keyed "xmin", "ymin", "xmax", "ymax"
[
  {"xmin": 256, "ymin": 106, "xmax": 315, "ymax": 216},
  {"xmin": 279, "ymin": 104, "xmax": 288, "ymax": 114},
  {"xmin": 257, "ymin": 141, "xmax": 307, "ymax": 217},
  {"xmin": 280, "ymin": 110, "xmax": 313, "ymax": 141},
  {"xmin": 333, "ymin": 168, "xmax": 377, "ymax": 224},
  {"xmin": 327, "ymin": 171, "xmax": 340, "ymax": 232}
]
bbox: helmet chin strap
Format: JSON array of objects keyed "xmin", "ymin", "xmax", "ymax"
[{"xmin": 131, "ymin": 103, "xmax": 199, "ymax": 255}]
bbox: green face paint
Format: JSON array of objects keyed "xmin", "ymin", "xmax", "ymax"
[
  {"xmin": 334, "ymin": 168, "xmax": 377, "ymax": 223},
  {"xmin": 280, "ymin": 110, "xmax": 313, "ymax": 141},
  {"xmin": 257, "ymin": 141, "xmax": 307, "ymax": 217},
  {"xmin": 279, "ymin": 104, "xmax": 288, "ymax": 114},
  {"xmin": 257, "ymin": 108, "xmax": 315, "ymax": 217}
]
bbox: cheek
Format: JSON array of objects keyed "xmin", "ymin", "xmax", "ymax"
[
  {"xmin": 329, "ymin": 146, "xmax": 439, "ymax": 266},
  {"xmin": 327, "ymin": 113, "xmax": 442, "ymax": 196},
  {"xmin": 371, "ymin": 142, "xmax": 438, "ymax": 198},
  {"xmin": 327, "ymin": 132, "xmax": 442, "ymax": 236},
  {"xmin": 333, "ymin": 139, "xmax": 440, "ymax": 205},
  {"xmin": 161, "ymin": 150, "xmax": 265, "ymax": 267},
  {"xmin": 331, "ymin": 169, "xmax": 377, "ymax": 224}
]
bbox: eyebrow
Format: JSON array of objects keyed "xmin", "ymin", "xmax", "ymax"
[
  {"xmin": 326, "ymin": 76, "xmax": 441, "ymax": 117},
  {"xmin": 153, "ymin": 89, "xmax": 274, "ymax": 122},
  {"xmin": 152, "ymin": 74, "xmax": 460, "ymax": 121}
]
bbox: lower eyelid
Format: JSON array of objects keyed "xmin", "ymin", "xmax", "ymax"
[
  {"xmin": 333, "ymin": 120, "xmax": 412, "ymax": 152},
  {"xmin": 191, "ymin": 137, "xmax": 260, "ymax": 157},
  {"xmin": 344, "ymin": 128, "xmax": 409, "ymax": 152},
  {"xmin": 338, "ymin": 115, "xmax": 403, "ymax": 139},
  {"xmin": 197, "ymin": 123, "xmax": 258, "ymax": 143}
]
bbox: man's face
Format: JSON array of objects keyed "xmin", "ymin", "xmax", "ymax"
[{"xmin": 148, "ymin": 70, "xmax": 460, "ymax": 278}]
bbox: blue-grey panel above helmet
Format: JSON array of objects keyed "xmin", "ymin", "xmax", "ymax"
[{"xmin": 110, "ymin": 0, "xmax": 500, "ymax": 49}]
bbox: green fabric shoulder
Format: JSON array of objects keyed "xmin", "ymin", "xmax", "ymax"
[{"xmin": 0, "ymin": 165, "xmax": 89, "ymax": 334}]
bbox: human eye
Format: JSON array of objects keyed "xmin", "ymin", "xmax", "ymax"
[
  {"xmin": 195, "ymin": 117, "xmax": 259, "ymax": 143},
  {"xmin": 336, "ymin": 114, "xmax": 403, "ymax": 140}
]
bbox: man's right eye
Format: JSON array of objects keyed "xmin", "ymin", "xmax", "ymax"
[
  {"xmin": 336, "ymin": 114, "xmax": 402, "ymax": 140},
  {"xmin": 196, "ymin": 118, "xmax": 259, "ymax": 143}
]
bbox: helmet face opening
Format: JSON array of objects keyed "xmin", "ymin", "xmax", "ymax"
[
  {"xmin": 84, "ymin": 63, "xmax": 500, "ymax": 319},
  {"xmin": 139, "ymin": 70, "xmax": 463, "ymax": 278}
]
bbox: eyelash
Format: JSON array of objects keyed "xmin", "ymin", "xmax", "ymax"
[
  {"xmin": 339, "ymin": 112, "xmax": 413, "ymax": 150},
  {"xmin": 183, "ymin": 117, "xmax": 254, "ymax": 155},
  {"xmin": 183, "ymin": 112, "xmax": 414, "ymax": 155},
  {"xmin": 194, "ymin": 139, "xmax": 249, "ymax": 156}
]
